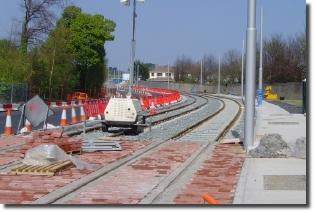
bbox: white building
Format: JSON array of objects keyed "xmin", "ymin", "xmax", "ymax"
[{"xmin": 148, "ymin": 65, "xmax": 175, "ymax": 82}]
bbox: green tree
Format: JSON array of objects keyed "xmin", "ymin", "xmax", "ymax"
[
  {"xmin": 0, "ymin": 39, "xmax": 29, "ymax": 83},
  {"xmin": 58, "ymin": 6, "xmax": 116, "ymax": 89},
  {"xmin": 134, "ymin": 60, "xmax": 150, "ymax": 81}
]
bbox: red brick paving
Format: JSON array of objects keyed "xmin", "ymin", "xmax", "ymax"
[
  {"xmin": 174, "ymin": 143, "xmax": 245, "ymax": 204},
  {"xmin": 66, "ymin": 142, "xmax": 200, "ymax": 204},
  {"xmin": 0, "ymin": 135, "xmax": 30, "ymax": 149},
  {"xmin": 0, "ymin": 134, "xmax": 150, "ymax": 204}
]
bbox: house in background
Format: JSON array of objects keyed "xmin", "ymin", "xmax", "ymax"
[{"xmin": 148, "ymin": 65, "xmax": 175, "ymax": 82}]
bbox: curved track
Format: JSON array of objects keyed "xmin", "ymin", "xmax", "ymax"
[{"xmin": 31, "ymin": 95, "xmax": 242, "ymax": 204}]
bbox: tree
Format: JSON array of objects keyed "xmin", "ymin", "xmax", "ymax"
[
  {"xmin": 0, "ymin": 39, "xmax": 29, "ymax": 83},
  {"xmin": 221, "ymin": 49, "xmax": 242, "ymax": 85},
  {"xmin": 57, "ymin": 6, "xmax": 116, "ymax": 89},
  {"xmin": 264, "ymin": 34, "xmax": 290, "ymax": 83},
  {"xmin": 20, "ymin": 0, "xmax": 64, "ymax": 52},
  {"xmin": 174, "ymin": 56, "xmax": 193, "ymax": 82},
  {"xmin": 203, "ymin": 55, "xmax": 218, "ymax": 84},
  {"xmin": 134, "ymin": 60, "xmax": 150, "ymax": 81}
]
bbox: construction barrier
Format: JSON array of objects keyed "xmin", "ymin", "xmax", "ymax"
[
  {"xmin": 132, "ymin": 86, "xmax": 181, "ymax": 110},
  {"xmin": 83, "ymin": 99, "xmax": 108, "ymax": 119}
]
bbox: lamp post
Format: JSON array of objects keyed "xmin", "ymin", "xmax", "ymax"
[
  {"xmin": 120, "ymin": 0, "xmax": 145, "ymax": 97},
  {"xmin": 244, "ymin": 0, "xmax": 257, "ymax": 149}
]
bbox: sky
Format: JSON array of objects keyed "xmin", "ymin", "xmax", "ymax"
[{"xmin": 0, "ymin": 0, "xmax": 306, "ymax": 71}]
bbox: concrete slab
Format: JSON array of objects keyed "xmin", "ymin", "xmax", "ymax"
[
  {"xmin": 234, "ymin": 100, "xmax": 307, "ymax": 204},
  {"xmin": 234, "ymin": 158, "xmax": 306, "ymax": 204}
]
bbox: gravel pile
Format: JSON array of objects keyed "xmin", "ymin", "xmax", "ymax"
[
  {"xmin": 249, "ymin": 134, "xmax": 290, "ymax": 158},
  {"xmin": 292, "ymin": 137, "xmax": 306, "ymax": 159}
]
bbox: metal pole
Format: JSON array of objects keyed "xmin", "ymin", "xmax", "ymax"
[
  {"xmin": 128, "ymin": 0, "xmax": 137, "ymax": 97},
  {"xmin": 114, "ymin": 66, "xmax": 116, "ymax": 82},
  {"xmin": 244, "ymin": 0, "xmax": 257, "ymax": 149},
  {"xmin": 118, "ymin": 64, "xmax": 120, "ymax": 80},
  {"xmin": 241, "ymin": 40, "xmax": 245, "ymax": 99},
  {"xmin": 218, "ymin": 56, "xmax": 221, "ymax": 94},
  {"xmin": 167, "ymin": 63, "xmax": 170, "ymax": 89},
  {"xmin": 258, "ymin": 7, "xmax": 263, "ymax": 90},
  {"xmin": 200, "ymin": 59, "xmax": 203, "ymax": 93},
  {"xmin": 137, "ymin": 64, "xmax": 139, "ymax": 86}
]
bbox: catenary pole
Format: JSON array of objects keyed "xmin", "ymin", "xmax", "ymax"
[
  {"xmin": 200, "ymin": 59, "xmax": 203, "ymax": 92},
  {"xmin": 244, "ymin": 0, "xmax": 257, "ymax": 149},
  {"xmin": 218, "ymin": 56, "xmax": 221, "ymax": 94},
  {"xmin": 167, "ymin": 63, "xmax": 170, "ymax": 89},
  {"xmin": 241, "ymin": 40, "xmax": 245, "ymax": 99},
  {"xmin": 259, "ymin": 7, "xmax": 263, "ymax": 91}
]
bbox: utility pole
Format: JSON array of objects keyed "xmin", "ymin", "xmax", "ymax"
[
  {"xmin": 200, "ymin": 59, "xmax": 203, "ymax": 93},
  {"xmin": 244, "ymin": 0, "xmax": 257, "ymax": 149},
  {"xmin": 218, "ymin": 56, "xmax": 221, "ymax": 94},
  {"xmin": 241, "ymin": 40, "xmax": 245, "ymax": 99}
]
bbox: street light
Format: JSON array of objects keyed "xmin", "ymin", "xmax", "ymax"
[{"xmin": 120, "ymin": 0, "xmax": 145, "ymax": 97}]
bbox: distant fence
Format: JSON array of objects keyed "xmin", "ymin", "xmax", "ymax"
[
  {"xmin": 27, "ymin": 86, "xmax": 102, "ymax": 102},
  {"xmin": 0, "ymin": 83, "xmax": 28, "ymax": 104},
  {"xmin": 0, "ymin": 83, "xmax": 105, "ymax": 104},
  {"xmin": 139, "ymin": 81, "xmax": 303, "ymax": 100}
]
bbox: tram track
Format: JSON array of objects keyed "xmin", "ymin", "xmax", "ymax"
[{"xmin": 32, "ymin": 95, "xmax": 241, "ymax": 204}]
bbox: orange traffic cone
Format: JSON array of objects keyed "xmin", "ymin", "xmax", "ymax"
[
  {"xmin": 80, "ymin": 105, "xmax": 86, "ymax": 122},
  {"xmin": 71, "ymin": 106, "xmax": 77, "ymax": 124},
  {"xmin": 60, "ymin": 108, "xmax": 67, "ymax": 127},
  {"xmin": 25, "ymin": 119, "xmax": 32, "ymax": 132},
  {"xmin": 4, "ymin": 109, "xmax": 13, "ymax": 135}
]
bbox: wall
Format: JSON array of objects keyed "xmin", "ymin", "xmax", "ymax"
[{"xmin": 139, "ymin": 81, "xmax": 303, "ymax": 100}]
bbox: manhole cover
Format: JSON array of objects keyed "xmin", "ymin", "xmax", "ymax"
[
  {"xmin": 268, "ymin": 122, "xmax": 299, "ymax": 125},
  {"xmin": 264, "ymin": 175, "xmax": 306, "ymax": 190}
]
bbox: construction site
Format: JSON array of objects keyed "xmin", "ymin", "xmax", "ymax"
[{"xmin": 0, "ymin": 0, "xmax": 308, "ymax": 207}]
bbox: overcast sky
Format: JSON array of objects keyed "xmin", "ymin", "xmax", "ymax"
[{"xmin": 0, "ymin": 0, "xmax": 306, "ymax": 70}]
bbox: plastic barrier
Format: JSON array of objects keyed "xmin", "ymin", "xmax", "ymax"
[
  {"xmin": 132, "ymin": 86, "xmax": 181, "ymax": 109},
  {"xmin": 83, "ymin": 99, "xmax": 108, "ymax": 118}
]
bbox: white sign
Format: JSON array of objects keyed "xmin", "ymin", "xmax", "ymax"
[{"xmin": 123, "ymin": 73, "xmax": 130, "ymax": 81}]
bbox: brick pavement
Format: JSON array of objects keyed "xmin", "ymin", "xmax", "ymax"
[
  {"xmin": 0, "ymin": 135, "xmax": 30, "ymax": 149},
  {"xmin": 66, "ymin": 142, "xmax": 200, "ymax": 204},
  {"xmin": 0, "ymin": 134, "xmax": 150, "ymax": 204},
  {"xmin": 174, "ymin": 143, "xmax": 245, "ymax": 204}
]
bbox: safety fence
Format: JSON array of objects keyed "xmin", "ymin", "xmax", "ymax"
[
  {"xmin": 1, "ymin": 98, "xmax": 110, "ymax": 136},
  {"xmin": 1, "ymin": 86, "xmax": 181, "ymax": 135},
  {"xmin": 132, "ymin": 86, "xmax": 181, "ymax": 109}
]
